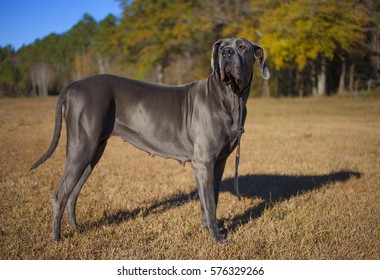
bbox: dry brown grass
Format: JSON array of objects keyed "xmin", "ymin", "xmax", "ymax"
[{"xmin": 0, "ymin": 96, "xmax": 379, "ymax": 259}]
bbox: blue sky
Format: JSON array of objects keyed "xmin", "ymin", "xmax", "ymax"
[{"xmin": 0, "ymin": 0, "xmax": 122, "ymax": 50}]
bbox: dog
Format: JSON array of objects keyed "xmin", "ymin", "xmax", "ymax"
[{"xmin": 30, "ymin": 38, "xmax": 270, "ymax": 242}]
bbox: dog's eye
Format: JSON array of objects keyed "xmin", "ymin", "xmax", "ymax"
[{"xmin": 239, "ymin": 45, "xmax": 246, "ymax": 50}]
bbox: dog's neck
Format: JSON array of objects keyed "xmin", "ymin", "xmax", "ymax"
[
  {"xmin": 208, "ymin": 72, "xmax": 251, "ymax": 201},
  {"xmin": 235, "ymin": 73, "xmax": 253, "ymax": 105},
  {"xmin": 209, "ymin": 72, "xmax": 252, "ymax": 105}
]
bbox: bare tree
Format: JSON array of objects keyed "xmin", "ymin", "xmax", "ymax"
[{"xmin": 31, "ymin": 62, "xmax": 53, "ymax": 96}]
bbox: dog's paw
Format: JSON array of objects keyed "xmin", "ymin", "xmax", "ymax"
[
  {"xmin": 219, "ymin": 227, "xmax": 228, "ymax": 237},
  {"xmin": 210, "ymin": 227, "xmax": 229, "ymax": 243}
]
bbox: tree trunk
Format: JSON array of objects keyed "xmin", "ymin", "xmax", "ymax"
[
  {"xmin": 349, "ymin": 63, "xmax": 355, "ymax": 93},
  {"xmin": 32, "ymin": 62, "xmax": 50, "ymax": 96},
  {"xmin": 156, "ymin": 63, "xmax": 164, "ymax": 84},
  {"xmin": 275, "ymin": 73, "xmax": 279, "ymax": 97},
  {"xmin": 97, "ymin": 57, "xmax": 106, "ymax": 74},
  {"xmin": 297, "ymin": 68, "xmax": 304, "ymax": 98},
  {"xmin": 97, "ymin": 54, "xmax": 110, "ymax": 74},
  {"xmin": 30, "ymin": 71, "xmax": 37, "ymax": 96},
  {"xmin": 262, "ymin": 79, "xmax": 270, "ymax": 98},
  {"xmin": 317, "ymin": 54, "xmax": 326, "ymax": 96},
  {"xmin": 338, "ymin": 59, "xmax": 346, "ymax": 95},
  {"xmin": 310, "ymin": 62, "xmax": 318, "ymax": 96},
  {"xmin": 287, "ymin": 68, "xmax": 293, "ymax": 96}
]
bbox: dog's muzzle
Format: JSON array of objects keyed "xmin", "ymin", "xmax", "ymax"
[{"xmin": 219, "ymin": 47, "xmax": 243, "ymax": 92}]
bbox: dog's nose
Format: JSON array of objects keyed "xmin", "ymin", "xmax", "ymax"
[{"xmin": 221, "ymin": 47, "xmax": 235, "ymax": 58}]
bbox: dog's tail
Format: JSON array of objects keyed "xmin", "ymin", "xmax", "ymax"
[{"xmin": 30, "ymin": 86, "xmax": 69, "ymax": 171}]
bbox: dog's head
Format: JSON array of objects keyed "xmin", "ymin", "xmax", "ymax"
[{"xmin": 211, "ymin": 38, "xmax": 270, "ymax": 93}]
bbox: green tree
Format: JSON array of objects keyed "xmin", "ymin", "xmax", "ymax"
[
  {"xmin": 93, "ymin": 14, "xmax": 119, "ymax": 73},
  {"xmin": 118, "ymin": 0, "xmax": 212, "ymax": 83},
  {"xmin": 18, "ymin": 36, "xmax": 58, "ymax": 96},
  {"xmin": 64, "ymin": 14, "xmax": 98, "ymax": 79},
  {"xmin": 16, "ymin": 14, "xmax": 99, "ymax": 95},
  {"xmin": 0, "ymin": 46, "xmax": 23, "ymax": 96}
]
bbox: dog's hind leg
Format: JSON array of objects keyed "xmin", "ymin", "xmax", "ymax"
[
  {"xmin": 50, "ymin": 142, "xmax": 99, "ymax": 241},
  {"xmin": 50, "ymin": 115, "xmax": 106, "ymax": 242},
  {"xmin": 65, "ymin": 140, "xmax": 107, "ymax": 228}
]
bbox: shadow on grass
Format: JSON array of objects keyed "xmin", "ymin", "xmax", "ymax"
[
  {"xmin": 219, "ymin": 170, "xmax": 361, "ymax": 232},
  {"xmin": 78, "ymin": 170, "xmax": 361, "ymax": 235},
  {"xmin": 78, "ymin": 190, "xmax": 199, "ymax": 233}
]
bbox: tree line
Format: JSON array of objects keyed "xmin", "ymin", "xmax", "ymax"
[{"xmin": 0, "ymin": 0, "xmax": 379, "ymax": 97}]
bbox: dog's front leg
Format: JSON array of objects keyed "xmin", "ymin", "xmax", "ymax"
[{"xmin": 192, "ymin": 161, "xmax": 222, "ymax": 242}]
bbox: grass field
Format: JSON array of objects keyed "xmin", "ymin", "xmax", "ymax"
[{"xmin": 0, "ymin": 96, "xmax": 379, "ymax": 259}]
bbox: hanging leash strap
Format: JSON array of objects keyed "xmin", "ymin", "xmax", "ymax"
[
  {"xmin": 233, "ymin": 95, "xmax": 244, "ymax": 201},
  {"xmin": 233, "ymin": 74, "xmax": 252, "ymax": 201}
]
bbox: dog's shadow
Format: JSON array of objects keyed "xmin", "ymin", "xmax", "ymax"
[
  {"xmin": 79, "ymin": 170, "xmax": 361, "ymax": 235},
  {"xmin": 219, "ymin": 170, "xmax": 361, "ymax": 232}
]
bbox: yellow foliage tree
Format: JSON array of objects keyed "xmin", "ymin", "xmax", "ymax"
[
  {"xmin": 236, "ymin": 0, "xmax": 369, "ymax": 96},
  {"xmin": 259, "ymin": 0, "xmax": 368, "ymax": 70}
]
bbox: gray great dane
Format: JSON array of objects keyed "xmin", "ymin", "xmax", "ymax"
[{"xmin": 30, "ymin": 38, "xmax": 270, "ymax": 242}]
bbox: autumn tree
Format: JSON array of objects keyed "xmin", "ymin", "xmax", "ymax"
[
  {"xmin": 65, "ymin": 14, "xmax": 98, "ymax": 79},
  {"xmin": 1, "ymin": 1, "xmax": 377, "ymax": 97},
  {"xmin": 118, "ymin": 0, "xmax": 212, "ymax": 83},
  {"xmin": 258, "ymin": 0, "xmax": 369, "ymax": 96}
]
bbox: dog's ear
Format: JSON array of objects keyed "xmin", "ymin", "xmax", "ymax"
[
  {"xmin": 211, "ymin": 39, "xmax": 223, "ymax": 74},
  {"xmin": 252, "ymin": 43, "xmax": 270, "ymax": 80}
]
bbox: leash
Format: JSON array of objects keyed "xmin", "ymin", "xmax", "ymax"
[
  {"xmin": 233, "ymin": 95, "xmax": 244, "ymax": 201},
  {"xmin": 233, "ymin": 75, "xmax": 252, "ymax": 201}
]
